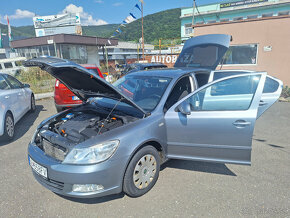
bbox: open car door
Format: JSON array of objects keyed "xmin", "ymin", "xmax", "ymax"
[{"xmin": 164, "ymin": 72, "xmax": 273, "ymax": 165}]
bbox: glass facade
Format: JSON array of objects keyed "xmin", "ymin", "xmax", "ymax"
[{"xmin": 16, "ymin": 44, "xmax": 89, "ymax": 64}]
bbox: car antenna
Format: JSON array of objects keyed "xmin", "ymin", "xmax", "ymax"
[{"xmin": 97, "ymin": 97, "xmax": 123, "ymax": 135}]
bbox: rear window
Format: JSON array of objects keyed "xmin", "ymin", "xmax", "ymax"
[
  {"xmin": 4, "ymin": 62, "xmax": 13, "ymax": 69},
  {"xmin": 263, "ymin": 77, "xmax": 279, "ymax": 93}
]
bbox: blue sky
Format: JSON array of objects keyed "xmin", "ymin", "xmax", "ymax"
[{"xmin": 0, "ymin": 0, "xmax": 221, "ymax": 26}]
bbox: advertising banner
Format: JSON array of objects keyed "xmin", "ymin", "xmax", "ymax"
[{"xmin": 33, "ymin": 13, "xmax": 81, "ymax": 37}]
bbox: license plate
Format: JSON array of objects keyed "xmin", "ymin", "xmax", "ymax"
[
  {"xmin": 72, "ymin": 96, "xmax": 80, "ymax": 100},
  {"xmin": 29, "ymin": 156, "xmax": 47, "ymax": 179}
]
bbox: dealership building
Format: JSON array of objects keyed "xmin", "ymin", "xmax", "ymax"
[
  {"xmin": 11, "ymin": 34, "xmax": 118, "ymax": 66},
  {"xmin": 181, "ymin": 0, "xmax": 290, "ymax": 85}
]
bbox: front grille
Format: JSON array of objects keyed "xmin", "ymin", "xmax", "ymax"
[{"xmin": 42, "ymin": 139, "xmax": 67, "ymax": 161}]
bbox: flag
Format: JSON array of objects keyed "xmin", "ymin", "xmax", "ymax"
[
  {"xmin": 124, "ymin": 15, "xmax": 136, "ymax": 24},
  {"xmin": 0, "ymin": 29, "xmax": 2, "ymax": 48},
  {"xmin": 7, "ymin": 16, "xmax": 12, "ymax": 42},
  {"xmin": 129, "ymin": 13, "xmax": 136, "ymax": 19},
  {"xmin": 135, "ymin": 4, "xmax": 141, "ymax": 12},
  {"xmin": 116, "ymin": 28, "xmax": 122, "ymax": 33}
]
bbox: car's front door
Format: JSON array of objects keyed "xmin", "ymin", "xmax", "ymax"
[{"xmin": 165, "ymin": 73, "xmax": 269, "ymax": 165}]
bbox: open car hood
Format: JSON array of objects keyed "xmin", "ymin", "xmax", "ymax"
[
  {"xmin": 23, "ymin": 57, "xmax": 147, "ymax": 115},
  {"xmin": 174, "ymin": 34, "xmax": 231, "ymax": 70}
]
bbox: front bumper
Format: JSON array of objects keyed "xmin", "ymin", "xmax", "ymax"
[{"xmin": 28, "ymin": 143, "xmax": 127, "ymax": 198}]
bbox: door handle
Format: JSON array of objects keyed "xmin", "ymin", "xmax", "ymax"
[
  {"xmin": 259, "ymin": 100, "xmax": 268, "ymax": 106},
  {"xmin": 5, "ymin": 96, "xmax": 10, "ymax": 99},
  {"xmin": 233, "ymin": 120, "xmax": 251, "ymax": 128}
]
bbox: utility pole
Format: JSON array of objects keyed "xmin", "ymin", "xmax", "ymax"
[
  {"xmin": 141, "ymin": 2, "xmax": 145, "ymax": 61},
  {"xmin": 192, "ymin": 0, "xmax": 196, "ymax": 37}
]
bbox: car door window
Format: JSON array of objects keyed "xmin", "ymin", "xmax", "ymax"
[
  {"xmin": 164, "ymin": 76, "xmax": 192, "ymax": 112},
  {"xmin": 0, "ymin": 75, "xmax": 10, "ymax": 90},
  {"xmin": 4, "ymin": 74, "xmax": 23, "ymax": 89},
  {"xmin": 262, "ymin": 77, "xmax": 279, "ymax": 93},
  {"xmin": 186, "ymin": 75, "xmax": 261, "ymax": 111}
]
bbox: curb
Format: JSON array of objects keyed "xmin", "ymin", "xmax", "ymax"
[{"xmin": 35, "ymin": 92, "xmax": 54, "ymax": 100}]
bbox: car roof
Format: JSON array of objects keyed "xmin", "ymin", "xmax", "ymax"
[
  {"xmin": 127, "ymin": 67, "xmax": 197, "ymax": 79},
  {"xmin": 132, "ymin": 63, "xmax": 167, "ymax": 67}
]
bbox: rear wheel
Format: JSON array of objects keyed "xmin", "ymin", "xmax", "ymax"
[
  {"xmin": 123, "ymin": 146, "xmax": 160, "ymax": 197},
  {"xmin": 3, "ymin": 113, "xmax": 14, "ymax": 141},
  {"xmin": 30, "ymin": 95, "xmax": 36, "ymax": 112}
]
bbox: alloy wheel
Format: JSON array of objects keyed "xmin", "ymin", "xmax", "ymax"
[{"xmin": 6, "ymin": 116, "xmax": 14, "ymax": 138}]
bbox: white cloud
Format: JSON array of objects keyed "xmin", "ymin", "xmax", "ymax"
[
  {"xmin": 112, "ymin": 2, "xmax": 123, "ymax": 7},
  {"xmin": 62, "ymin": 4, "xmax": 108, "ymax": 26},
  {"xmin": 9, "ymin": 9, "xmax": 35, "ymax": 19}
]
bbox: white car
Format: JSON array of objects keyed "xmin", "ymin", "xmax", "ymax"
[{"xmin": 0, "ymin": 73, "xmax": 35, "ymax": 140}]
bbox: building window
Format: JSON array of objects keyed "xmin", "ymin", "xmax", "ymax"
[
  {"xmin": 278, "ymin": 11, "xmax": 289, "ymax": 16},
  {"xmin": 247, "ymin": 15, "xmax": 258, "ymax": 19},
  {"xmin": 262, "ymin": 13, "xmax": 273, "ymax": 18},
  {"xmin": 184, "ymin": 23, "xmax": 193, "ymax": 35},
  {"xmin": 222, "ymin": 44, "xmax": 258, "ymax": 65},
  {"xmin": 233, "ymin": 17, "xmax": 243, "ymax": 21},
  {"xmin": 220, "ymin": 18, "xmax": 229, "ymax": 22}
]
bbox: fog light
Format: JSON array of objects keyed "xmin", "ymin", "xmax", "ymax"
[{"xmin": 72, "ymin": 184, "xmax": 104, "ymax": 193}]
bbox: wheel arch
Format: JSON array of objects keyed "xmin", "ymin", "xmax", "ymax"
[{"xmin": 121, "ymin": 139, "xmax": 165, "ymax": 189}]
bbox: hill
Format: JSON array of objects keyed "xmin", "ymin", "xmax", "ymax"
[
  {"xmin": 117, "ymin": 8, "xmax": 181, "ymax": 44},
  {"xmin": 0, "ymin": 8, "xmax": 181, "ymax": 43}
]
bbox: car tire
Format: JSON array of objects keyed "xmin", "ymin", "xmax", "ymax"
[
  {"xmin": 123, "ymin": 146, "xmax": 160, "ymax": 197},
  {"xmin": 3, "ymin": 112, "xmax": 15, "ymax": 141},
  {"xmin": 30, "ymin": 95, "xmax": 36, "ymax": 112}
]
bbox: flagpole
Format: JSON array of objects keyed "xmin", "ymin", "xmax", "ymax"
[{"xmin": 141, "ymin": 2, "xmax": 145, "ymax": 61}]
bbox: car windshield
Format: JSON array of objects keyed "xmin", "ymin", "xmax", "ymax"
[{"xmin": 113, "ymin": 75, "xmax": 171, "ymax": 112}]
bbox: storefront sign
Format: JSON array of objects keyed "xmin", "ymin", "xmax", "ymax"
[
  {"xmin": 220, "ymin": 0, "xmax": 268, "ymax": 8},
  {"xmin": 150, "ymin": 55, "xmax": 178, "ymax": 64}
]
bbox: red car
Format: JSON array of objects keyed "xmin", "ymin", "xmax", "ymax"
[{"xmin": 54, "ymin": 65, "xmax": 104, "ymax": 112}]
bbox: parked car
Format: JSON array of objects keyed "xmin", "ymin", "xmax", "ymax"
[
  {"xmin": 54, "ymin": 64, "xmax": 104, "ymax": 112},
  {"xmin": 24, "ymin": 34, "xmax": 282, "ymax": 199},
  {"xmin": 0, "ymin": 73, "xmax": 35, "ymax": 140},
  {"xmin": 121, "ymin": 63, "xmax": 168, "ymax": 76}
]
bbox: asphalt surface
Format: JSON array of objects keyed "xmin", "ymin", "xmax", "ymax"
[{"xmin": 0, "ymin": 98, "xmax": 289, "ymax": 217}]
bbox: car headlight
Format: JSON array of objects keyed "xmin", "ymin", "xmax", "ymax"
[{"xmin": 62, "ymin": 140, "xmax": 120, "ymax": 165}]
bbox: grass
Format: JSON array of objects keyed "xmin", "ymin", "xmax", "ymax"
[{"xmin": 16, "ymin": 67, "xmax": 55, "ymax": 94}]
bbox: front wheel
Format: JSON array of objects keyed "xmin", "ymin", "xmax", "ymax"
[{"xmin": 123, "ymin": 146, "xmax": 160, "ymax": 197}]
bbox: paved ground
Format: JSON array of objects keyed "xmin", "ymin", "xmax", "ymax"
[{"xmin": 0, "ymin": 98, "xmax": 289, "ymax": 218}]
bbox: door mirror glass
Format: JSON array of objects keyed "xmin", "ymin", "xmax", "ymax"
[{"xmin": 177, "ymin": 101, "xmax": 191, "ymax": 115}]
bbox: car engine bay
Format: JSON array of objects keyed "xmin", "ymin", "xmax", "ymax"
[{"xmin": 34, "ymin": 105, "xmax": 139, "ymax": 161}]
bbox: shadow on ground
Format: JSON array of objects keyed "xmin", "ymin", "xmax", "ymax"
[
  {"xmin": 57, "ymin": 193, "xmax": 125, "ymax": 204},
  {"xmin": 161, "ymin": 159, "xmax": 236, "ymax": 176},
  {"xmin": 0, "ymin": 104, "xmax": 43, "ymax": 146}
]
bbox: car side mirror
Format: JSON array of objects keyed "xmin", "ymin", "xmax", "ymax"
[
  {"xmin": 177, "ymin": 101, "xmax": 191, "ymax": 115},
  {"xmin": 23, "ymin": 83, "xmax": 30, "ymax": 88}
]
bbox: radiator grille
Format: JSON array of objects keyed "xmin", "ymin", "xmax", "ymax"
[{"xmin": 42, "ymin": 139, "xmax": 67, "ymax": 161}]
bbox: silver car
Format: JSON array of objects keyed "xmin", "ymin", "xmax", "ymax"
[
  {"xmin": 25, "ymin": 34, "xmax": 282, "ymax": 198},
  {"xmin": 0, "ymin": 73, "xmax": 35, "ymax": 140}
]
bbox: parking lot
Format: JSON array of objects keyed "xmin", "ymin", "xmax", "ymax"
[{"xmin": 0, "ymin": 98, "xmax": 289, "ymax": 217}]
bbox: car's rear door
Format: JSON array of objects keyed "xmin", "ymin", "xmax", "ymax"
[
  {"xmin": 164, "ymin": 73, "xmax": 268, "ymax": 165},
  {"xmin": 209, "ymin": 71, "xmax": 283, "ymax": 118}
]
